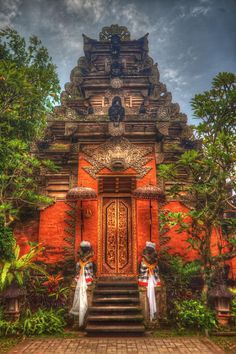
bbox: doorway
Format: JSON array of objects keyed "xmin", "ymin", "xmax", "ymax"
[{"xmin": 101, "ymin": 196, "xmax": 133, "ymax": 275}]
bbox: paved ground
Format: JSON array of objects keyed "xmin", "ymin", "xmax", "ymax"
[{"xmin": 8, "ymin": 337, "xmax": 225, "ymax": 354}]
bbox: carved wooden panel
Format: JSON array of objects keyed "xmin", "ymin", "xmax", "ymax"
[
  {"xmin": 102, "ymin": 197, "xmax": 132, "ymax": 275},
  {"xmin": 98, "ymin": 176, "xmax": 136, "ymax": 194}
]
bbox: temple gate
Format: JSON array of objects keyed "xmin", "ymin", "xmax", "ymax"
[{"xmin": 16, "ymin": 25, "xmax": 235, "ymax": 331}]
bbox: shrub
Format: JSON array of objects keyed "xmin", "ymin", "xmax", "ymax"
[
  {"xmin": 0, "ymin": 320, "xmax": 21, "ymax": 336},
  {"xmin": 174, "ymin": 299, "xmax": 217, "ymax": 331},
  {"xmin": 22, "ymin": 308, "xmax": 66, "ymax": 335},
  {"xmin": 26, "ymin": 273, "xmax": 69, "ymax": 310},
  {"xmin": 0, "ymin": 224, "xmax": 16, "ymax": 261},
  {"xmin": 158, "ymin": 255, "xmax": 201, "ymax": 318},
  {"xmin": 0, "ymin": 308, "xmax": 66, "ymax": 337},
  {"xmin": 231, "ymin": 296, "xmax": 236, "ymax": 326}
]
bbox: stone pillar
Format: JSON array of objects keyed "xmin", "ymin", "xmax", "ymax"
[
  {"xmin": 139, "ymin": 281, "xmax": 167, "ymax": 328},
  {"xmin": 69, "ymin": 280, "xmax": 95, "ymax": 329}
]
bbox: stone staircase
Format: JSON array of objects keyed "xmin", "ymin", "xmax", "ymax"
[{"xmin": 85, "ymin": 277, "xmax": 145, "ymax": 335}]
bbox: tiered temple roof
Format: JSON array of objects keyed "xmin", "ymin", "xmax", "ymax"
[{"xmin": 36, "ymin": 25, "xmax": 194, "ymax": 200}]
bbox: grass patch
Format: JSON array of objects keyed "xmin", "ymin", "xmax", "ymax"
[
  {"xmin": 152, "ymin": 328, "xmax": 204, "ymax": 338},
  {"xmin": 0, "ymin": 338, "xmax": 20, "ymax": 354},
  {"xmin": 210, "ymin": 336, "xmax": 236, "ymax": 353},
  {"xmin": 27, "ymin": 329, "xmax": 80, "ymax": 339}
]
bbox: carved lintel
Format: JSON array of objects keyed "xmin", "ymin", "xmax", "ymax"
[{"xmin": 82, "ymin": 137, "xmax": 153, "ymax": 179}]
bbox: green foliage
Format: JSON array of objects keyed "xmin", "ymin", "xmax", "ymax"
[
  {"xmin": 27, "ymin": 274, "xmax": 69, "ymax": 309},
  {"xmin": 158, "ymin": 72, "xmax": 236, "ymax": 292},
  {"xmin": 174, "ymin": 299, "xmax": 217, "ymax": 331},
  {"xmin": 0, "ymin": 28, "xmax": 60, "ymax": 257},
  {"xmin": 22, "ymin": 308, "xmax": 66, "ymax": 335},
  {"xmin": 0, "ymin": 308, "xmax": 66, "ymax": 337},
  {"xmin": 0, "ymin": 245, "xmax": 46, "ymax": 290},
  {"xmin": 0, "ymin": 27, "xmax": 60, "ymax": 140},
  {"xmin": 0, "ymin": 223, "xmax": 16, "ymax": 261},
  {"xmin": 159, "ymin": 255, "xmax": 201, "ymax": 318},
  {"xmin": 231, "ymin": 295, "xmax": 236, "ymax": 326},
  {"xmin": 0, "ymin": 319, "xmax": 21, "ymax": 336}
]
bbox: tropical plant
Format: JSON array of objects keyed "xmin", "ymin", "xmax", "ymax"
[
  {"xmin": 22, "ymin": 308, "xmax": 66, "ymax": 335},
  {"xmin": 0, "ymin": 308, "xmax": 66, "ymax": 336},
  {"xmin": 26, "ymin": 273, "xmax": 69, "ymax": 310},
  {"xmin": 230, "ymin": 294, "xmax": 236, "ymax": 327},
  {"xmin": 174, "ymin": 299, "xmax": 217, "ymax": 331},
  {"xmin": 0, "ymin": 27, "xmax": 60, "ymax": 259},
  {"xmin": 0, "ymin": 244, "xmax": 46, "ymax": 290},
  {"xmin": 0, "ymin": 319, "xmax": 22, "ymax": 336},
  {"xmin": 159, "ymin": 255, "xmax": 201, "ymax": 317},
  {"xmin": 42, "ymin": 274, "xmax": 69, "ymax": 306},
  {"xmin": 0, "ymin": 224, "xmax": 16, "ymax": 261},
  {"xmin": 158, "ymin": 72, "xmax": 236, "ymax": 298}
]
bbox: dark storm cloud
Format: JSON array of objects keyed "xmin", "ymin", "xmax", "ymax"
[{"xmin": 1, "ymin": 0, "xmax": 236, "ymax": 122}]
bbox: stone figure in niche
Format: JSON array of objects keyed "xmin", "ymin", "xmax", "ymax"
[
  {"xmin": 84, "ymin": 100, "xmax": 94, "ymax": 115},
  {"xmin": 108, "ymin": 96, "xmax": 125, "ymax": 126},
  {"xmin": 111, "ymin": 60, "xmax": 123, "ymax": 77},
  {"xmin": 111, "ymin": 34, "xmax": 121, "ymax": 58},
  {"xmin": 139, "ymin": 97, "xmax": 150, "ymax": 114},
  {"xmin": 138, "ymin": 242, "xmax": 161, "ymax": 321},
  {"xmin": 70, "ymin": 241, "xmax": 95, "ymax": 327}
]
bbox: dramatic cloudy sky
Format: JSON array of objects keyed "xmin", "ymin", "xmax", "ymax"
[{"xmin": 1, "ymin": 0, "xmax": 236, "ymax": 122}]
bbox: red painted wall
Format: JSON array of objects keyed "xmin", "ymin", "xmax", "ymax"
[
  {"xmin": 14, "ymin": 220, "xmax": 39, "ymax": 256},
  {"xmin": 38, "ymin": 202, "xmax": 74, "ymax": 264},
  {"xmin": 27, "ymin": 147, "xmax": 235, "ymax": 280}
]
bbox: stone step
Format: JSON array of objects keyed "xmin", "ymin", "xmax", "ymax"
[
  {"xmin": 87, "ymin": 315, "xmax": 143, "ymax": 322},
  {"xmin": 94, "ymin": 289, "xmax": 139, "ymax": 295},
  {"xmin": 93, "ymin": 297, "xmax": 139, "ymax": 304},
  {"xmin": 97, "ymin": 281, "xmax": 138, "ymax": 288},
  {"xmin": 86, "ymin": 324, "xmax": 145, "ymax": 333},
  {"xmin": 85, "ymin": 278, "xmax": 144, "ymax": 336},
  {"xmin": 88, "ymin": 305, "xmax": 142, "ymax": 314},
  {"xmin": 97, "ymin": 277, "xmax": 137, "ymax": 281}
]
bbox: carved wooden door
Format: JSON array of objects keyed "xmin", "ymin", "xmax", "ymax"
[{"xmin": 102, "ymin": 197, "xmax": 133, "ymax": 275}]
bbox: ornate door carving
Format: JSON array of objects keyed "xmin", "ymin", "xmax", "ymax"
[{"xmin": 102, "ymin": 197, "xmax": 133, "ymax": 275}]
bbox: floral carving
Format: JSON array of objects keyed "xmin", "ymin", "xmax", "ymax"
[
  {"xmin": 99, "ymin": 24, "xmax": 130, "ymax": 41},
  {"xmin": 82, "ymin": 137, "xmax": 153, "ymax": 179}
]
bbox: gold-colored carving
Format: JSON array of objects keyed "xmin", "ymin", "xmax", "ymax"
[
  {"xmin": 82, "ymin": 137, "xmax": 153, "ymax": 179},
  {"xmin": 97, "ymin": 195, "xmax": 137, "ymax": 277},
  {"xmin": 99, "ymin": 25, "xmax": 130, "ymax": 41},
  {"xmin": 106, "ymin": 201, "xmax": 116, "ymax": 270},
  {"xmin": 118, "ymin": 201, "xmax": 128, "ymax": 270}
]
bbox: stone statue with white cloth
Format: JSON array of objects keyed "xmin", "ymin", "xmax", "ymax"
[
  {"xmin": 138, "ymin": 241, "xmax": 161, "ymax": 321},
  {"xmin": 70, "ymin": 241, "xmax": 95, "ymax": 327}
]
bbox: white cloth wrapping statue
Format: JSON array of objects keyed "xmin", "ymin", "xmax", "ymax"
[
  {"xmin": 70, "ymin": 269, "xmax": 88, "ymax": 327},
  {"xmin": 147, "ymin": 274, "xmax": 157, "ymax": 321},
  {"xmin": 138, "ymin": 241, "xmax": 161, "ymax": 321},
  {"xmin": 70, "ymin": 241, "xmax": 95, "ymax": 326}
]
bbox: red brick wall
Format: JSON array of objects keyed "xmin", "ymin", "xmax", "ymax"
[
  {"xmin": 35, "ymin": 148, "xmax": 236, "ymax": 280},
  {"xmin": 38, "ymin": 201, "xmax": 75, "ymax": 264},
  {"xmin": 161, "ymin": 201, "xmax": 198, "ymax": 261},
  {"xmin": 14, "ymin": 220, "xmax": 39, "ymax": 256}
]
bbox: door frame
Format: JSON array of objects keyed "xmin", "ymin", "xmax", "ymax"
[{"xmin": 97, "ymin": 193, "xmax": 137, "ymax": 277}]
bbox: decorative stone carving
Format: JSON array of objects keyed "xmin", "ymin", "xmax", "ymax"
[
  {"xmin": 65, "ymin": 122, "xmax": 78, "ymax": 136},
  {"xmin": 82, "ymin": 137, "xmax": 153, "ymax": 179},
  {"xmin": 156, "ymin": 122, "xmax": 170, "ymax": 136},
  {"xmin": 110, "ymin": 77, "xmax": 123, "ymax": 89},
  {"xmin": 99, "ymin": 24, "xmax": 130, "ymax": 41},
  {"xmin": 108, "ymin": 122, "xmax": 125, "ymax": 136},
  {"xmin": 108, "ymin": 96, "xmax": 125, "ymax": 124}
]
